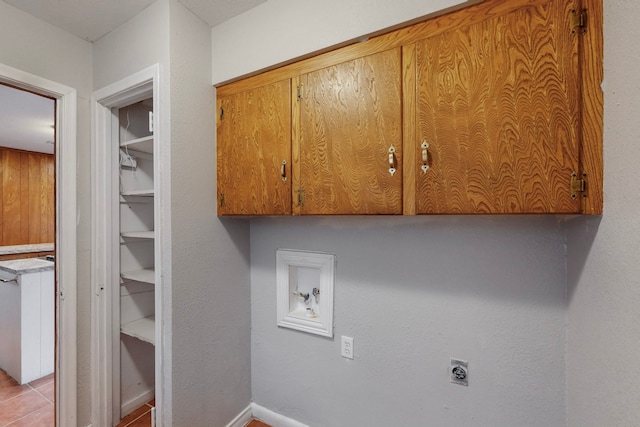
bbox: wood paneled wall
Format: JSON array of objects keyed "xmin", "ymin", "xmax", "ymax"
[{"xmin": 0, "ymin": 147, "xmax": 54, "ymax": 246}]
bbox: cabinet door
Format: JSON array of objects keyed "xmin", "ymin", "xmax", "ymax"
[
  {"xmin": 296, "ymin": 48, "xmax": 403, "ymax": 215},
  {"xmin": 217, "ymin": 80, "xmax": 291, "ymax": 215},
  {"xmin": 415, "ymin": 0, "xmax": 581, "ymax": 214}
]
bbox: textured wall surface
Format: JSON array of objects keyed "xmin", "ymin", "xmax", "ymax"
[
  {"xmin": 211, "ymin": 0, "xmax": 480, "ymax": 84},
  {"xmin": 566, "ymin": 1, "xmax": 640, "ymax": 425},
  {"xmin": 169, "ymin": 1, "xmax": 251, "ymax": 425},
  {"xmin": 0, "ymin": 3, "xmax": 93, "ymax": 423},
  {"xmin": 251, "ymin": 216, "xmax": 567, "ymax": 427},
  {"xmin": 92, "ymin": 1, "xmax": 170, "ymax": 91}
]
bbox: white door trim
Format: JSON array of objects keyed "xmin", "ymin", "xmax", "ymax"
[
  {"xmin": 92, "ymin": 64, "xmax": 169, "ymax": 427},
  {"xmin": 0, "ymin": 63, "xmax": 78, "ymax": 427}
]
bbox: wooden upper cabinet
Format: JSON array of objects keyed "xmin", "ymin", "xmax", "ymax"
[
  {"xmin": 412, "ymin": 0, "xmax": 586, "ymax": 214},
  {"xmin": 216, "ymin": 79, "xmax": 292, "ymax": 215},
  {"xmin": 295, "ymin": 48, "xmax": 403, "ymax": 215},
  {"xmin": 215, "ymin": 0, "xmax": 602, "ymax": 216}
]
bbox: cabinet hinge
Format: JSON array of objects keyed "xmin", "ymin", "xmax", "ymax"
[
  {"xmin": 219, "ymin": 107, "xmax": 224, "ymax": 120},
  {"xmin": 220, "ymin": 192, "xmax": 225, "ymax": 207},
  {"xmin": 297, "ymin": 85, "xmax": 304, "ymax": 101},
  {"xmin": 570, "ymin": 9, "xmax": 587, "ymax": 34},
  {"xmin": 570, "ymin": 173, "xmax": 587, "ymax": 199},
  {"xmin": 297, "ymin": 189, "xmax": 305, "ymax": 206}
]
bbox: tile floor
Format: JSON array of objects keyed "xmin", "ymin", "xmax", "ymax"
[
  {"xmin": 114, "ymin": 404, "xmax": 270, "ymax": 427},
  {"xmin": 114, "ymin": 403, "xmax": 270, "ymax": 427},
  {"xmin": 1, "ymin": 369, "xmax": 270, "ymax": 427},
  {"xmin": 114, "ymin": 400, "xmax": 155, "ymax": 427},
  {"xmin": 0, "ymin": 369, "xmax": 54, "ymax": 427}
]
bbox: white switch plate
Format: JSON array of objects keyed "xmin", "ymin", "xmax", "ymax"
[{"xmin": 341, "ymin": 336, "xmax": 354, "ymax": 359}]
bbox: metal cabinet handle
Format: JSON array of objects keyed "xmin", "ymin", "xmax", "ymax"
[
  {"xmin": 421, "ymin": 140, "xmax": 430, "ymax": 174},
  {"xmin": 280, "ymin": 160, "xmax": 287, "ymax": 182},
  {"xmin": 388, "ymin": 145, "xmax": 397, "ymax": 176}
]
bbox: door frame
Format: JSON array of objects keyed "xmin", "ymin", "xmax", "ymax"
[
  {"xmin": 91, "ymin": 64, "xmax": 168, "ymax": 427},
  {"xmin": 0, "ymin": 63, "xmax": 78, "ymax": 426}
]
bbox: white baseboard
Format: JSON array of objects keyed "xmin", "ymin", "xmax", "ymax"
[
  {"xmin": 226, "ymin": 404, "xmax": 253, "ymax": 427},
  {"xmin": 250, "ymin": 403, "xmax": 309, "ymax": 427},
  {"xmin": 121, "ymin": 389, "xmax": 154, "ymax": 418},
  {"xmin": 112, "ymin": 400, "xmax": 306, "ymax": 427}
]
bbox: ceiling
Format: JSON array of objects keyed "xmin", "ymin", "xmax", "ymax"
[
  {"xmin": 0, "ymin": 84, "xmax": 55, "ymax": 154},
  {"xmin": 3, "ymin": 0, "xmax": 266, "ymax": 42},
  {"xmin": 0, "ymin": 0, "xmax": 265, "ymax": 155}
]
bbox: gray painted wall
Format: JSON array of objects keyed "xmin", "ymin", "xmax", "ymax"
[
  {"xmin": 92, "ymin": 1, "xmax": 170, "ymax": 91},
  {"xmin": 169, "ymin": 1, "xmax": 251, "ymax": 425},
  {"xmin": 566, "ymin": 1, "xmax": 640, "ymax": 425},
  {"xmin": 0, "ymin": 3, "xmax": 93, "ymax": 424},
  {"xmin": 251, "ymin": 216, "xmax": 567, "ymax": 426},
  {"xmin": 211, "ymin": 0, "xmax": 478, "ymax": 84}
]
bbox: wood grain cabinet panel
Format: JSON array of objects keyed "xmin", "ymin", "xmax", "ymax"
[
  {"xmin": 0, "ymin": 148, "xmax": 54, "ymax": 245},
  {"xmin": 413, "ymin": 0, "xmax": 585, "ymax": 214},
  {"xmin": 296, "ymin": 48, "xmax": 403, "ymax": 215},
  {"xmin": 215, "ymin": 0, "xmax": 602, "ymax": 216},
  {"xmin": 217, "ymin": 79, "xmax": 292, "ymax": 215}
]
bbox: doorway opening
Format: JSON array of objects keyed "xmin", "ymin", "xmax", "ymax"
[
  {"xmin": 92, "ymin": 64, "xmax": 167, "ymax": 427},
  {"xmin": 0, "ymin": 62, "xmax": 78, "ymax": 427},
  {"xmin": 0, "ymin": 82, "xmax": 56, "ymax": 425}
]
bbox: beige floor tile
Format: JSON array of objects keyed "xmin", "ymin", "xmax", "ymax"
[
  {"xmin": 115, "ymin": 404, "xmax": 151, "ymax": 427},
  {"xmin": 0, "ymin": 390, "xmax": 50, "ymax": 426},
  {"xmin": 4, "ymin": 403, "xmax": 54, "ymax": 427},
  {"xmin": 27, "ymin": 374, "xmax": 54, "ymax": 390},
  {"xmin": 34, "ymin": 382, "xmax": 54, "ymax": 403}
]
